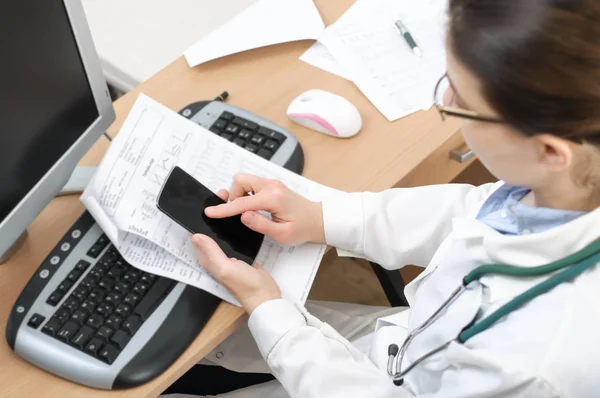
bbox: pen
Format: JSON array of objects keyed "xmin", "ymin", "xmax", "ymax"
[
  {"xmin": 214, "ymin": 91, "xmax": 229, "ymax": 102},
  {"xmin": 394, "ymin": 20, "xmax": 422, "ymax": 57}
]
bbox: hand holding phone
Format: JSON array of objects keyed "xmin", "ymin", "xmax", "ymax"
[{"xmin": 157, "ymin": 166, "xmax": 264, "ymax": 265}]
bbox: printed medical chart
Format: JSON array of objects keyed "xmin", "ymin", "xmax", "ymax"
[{"xmin": 82, "ymin": 94, "xmax": 342, "ymax": 305}]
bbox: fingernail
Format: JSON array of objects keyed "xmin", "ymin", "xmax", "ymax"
[{"xmin": 242, "ymin": 211, "xmax": 253, "ymax": 222}]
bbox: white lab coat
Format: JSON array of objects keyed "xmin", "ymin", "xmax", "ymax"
[{"xmin": 170, "ymin": 182, "xmax": 600, "ymax": 397}]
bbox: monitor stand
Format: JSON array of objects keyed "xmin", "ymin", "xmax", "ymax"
[
  {"xmin": 0, "ymin": 231, "xmax": 28, "ymax": 264},
  {"xmin": 58, "ymin": 166, "xmax": 97, "ymax": 196}
]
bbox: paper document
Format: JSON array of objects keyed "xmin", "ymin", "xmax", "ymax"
[
  {"xmin": 300, "ymin": 41, "xmax": 350, "ymax": 80},
  {"xmin": 318, "ymin": 0, "xmax": 447, "ymax": 121},
  {"xmin": 82, "ymin": 94, "xmax": 342, "ymax": 306},
  {"xmin": 184, "ymin": 0, "xmax": 325, "ymax": 67}
]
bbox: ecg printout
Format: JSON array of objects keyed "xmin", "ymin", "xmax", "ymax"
[
  {"xmin": 81, "ymin": 94, "xmax": 342, "ymax": 306},
  {"xmin": 318, "ymin": 0, "xmax": 448, "ymax": 121}
]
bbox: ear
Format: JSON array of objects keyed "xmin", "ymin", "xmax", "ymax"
[{"xmin": 534, "ymin": 134, "xmax": 574, "ymax": 170}]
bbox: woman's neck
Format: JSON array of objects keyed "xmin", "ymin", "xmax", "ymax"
[{"xmin": 523, "ymin": 181, "xmax": 600, "ymax": 212}]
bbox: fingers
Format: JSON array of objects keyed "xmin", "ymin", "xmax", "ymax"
[
  {"xmin": 205, "ymin": 192, "xmax": 275, "ymax": 218},
  {"xmin": 216, "ymin": 189, "xmax": 229, "ymax": 202},
  {"xmin": 191, "ymin": 234, "xmax": 230, "ymax": 278},
  {"xmin": 241, "ymin": 211, "xmax": 288, "ymax": 238},
  {"xmin": 228, "ymin": 174, "xmax": 271, "ymax": 201}
]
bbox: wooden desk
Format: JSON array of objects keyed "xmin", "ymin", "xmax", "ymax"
[{"xmin": 0, "ymin": 0, "xmax": 468, "ymax": 396}]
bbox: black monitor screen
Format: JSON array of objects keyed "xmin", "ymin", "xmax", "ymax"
[{"xmin": 0, "ymin": 1, "xmax": 99, "ymax": 222}]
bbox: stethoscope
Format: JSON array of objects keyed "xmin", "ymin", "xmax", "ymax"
[{"xmin": 387, "ymin": 238, "xmax": 600, "ymax": 386}]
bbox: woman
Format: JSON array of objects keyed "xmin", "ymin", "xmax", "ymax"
[{"xmin": 182, "ymin": 0, "xmax": 600, "ymax": 396}]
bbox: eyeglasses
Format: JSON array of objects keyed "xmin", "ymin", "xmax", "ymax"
[{"xmin": 433, "ymin": 73, "xmax": 505, "ymax": 124}]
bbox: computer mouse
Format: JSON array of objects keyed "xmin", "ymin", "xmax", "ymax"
[{"xmin": 286, "ymin": 89, "xmax": 362, "ymax": 138}]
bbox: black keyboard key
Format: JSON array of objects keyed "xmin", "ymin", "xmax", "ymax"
[
  {"xmin": 213, "ymin": 119, "xmax": 228, "ymax": 130},
  {"xmin": 66, "ymin": 270, "xmax": 82, "ymax": 283},
  {"xmin": 27, "ymin": 313, "xmax": 45, "ymax": 329},
  {"xmin": 96, "ymin": 326, "xmax": 114, "ymax": 341},
  {"xmin": 55, "ymin": 308, "xmax": 71, "ymax": 324},
  {"xmin": 111, "ymin": 330, "xmax": 131, "ymax": 350},
  {"xmin": 114, "ymin": 282, "xmax": 131, "ymax": 295},
  {"xmin": 209, "ymin": 126, "xmax": 222, "ymax": 134},
  {"xmin": 85, "ymin": 337, "xmax": 103, "ymax": 356},
  {"xmin": 114, "ymin": 304, "xmax": 132, "ymax": 318},
  {"xmin": 221, "ymin": 132, "xmax": 234, "ymax": 141},
  {"xmin": 233, "ymin": 117, "xmax": 258, "ymax": 131},
  {"xmin": 134, "ymin": 278, "xmax": 177, "ymax": 321},
  {"xmin": 46, "ymin": 290, "xmax": 64, "ymax": 306},
  {"xmin": 99, "ymin": 344, "xmax": 120, "ymax": 364},
  {"xmin": 122, "ymin": 271, "xmax": 139, "ymax": 283},
  {"xmin": 87, "ymin": 234, "xmax": 110, "ymax": 258},
  {"xmin": 130, "ymin": 269, "xmax": 142, "ymax": 279},
  {"xmin": 70, "ymin": 310, "xmax": 88, "ymax": 325},
  {"xmin": 98, "ymin": 277, "xmax": 116, "ymax": 291},
  {"xmin": 71, "ymin": 326, "xmax": 94, "ymax": 349},
  {"xmin": 258, "ymin": 127, "xmax": 287, "ymax": 143},
  {"xmin": 107, "ymin": 267, "xmax": 125, "ymax": 281},
  {"xmin": 57, "ymin": 280, "xmax": 73, "ymax": 293},
  {"xmin": 220, "ymin": 111, "xmax": 234, "ymax": 121},
  {"xmin": 86, "ymin": 314, "xmax": 104, "ymax": 329},
  {"xmin": 87, "ymin": 244, "xmax": 102, "ymax": 259},
  {"xmin": 80, "ymin": 275, "xmax": 98, "ymax": 291},
  {"xmin": 79, "ymin": 300, "xmax": 97, "ymax": 314},
  {"xmin": 250, "ymin": 135, "xmax": 265, "ymax": 145},
  {"xmin": 122, "ymin": 315, "xmax": 142, "ymax": 336},
  {"xmin": 264, "ymin": 139, "xmax": 280, "ymax": 152},
  {"xmin": 225, "ymin": 124, "xmax": 239, "ymax": 134},
  {"xmin": 89, "ymin": 289, "xmax": 106, "ymax": 303},
  {"xmin": 71, "ymin": 286, "xmax": 88, "ymax": 302},
  {"xmin": 123, "ymin": 292, "xmax": 141, "ymax": 306},
  {"xmin": 244, "ymin": 143, "xmax": 259, "ymax": 153},
  {"xmin": 238, "ymin": 129, "xmax": 253, "ymax": 140},
  {"xmin": 105, "ymin": 291, "xmax": 122, "ymax": 305},
  {"xmin": 41, "ymin": 318, "xmax": 62, "ymax": 336},
  {"xmin": 89, "ymin": 269, "xmax": 103, "ymax": 280},
  {"xmin": 95, "ymin": 262, "xmax": 110, "ymax": 275},
  {"xmin": 75, "ymin": 259, "xmax": 91, "ymax": 272},
  {"xmin": 56, "ymin": 321, "xmax": 79, "ymax": 342},
  {"xmin": 140, "ymin": 273, "xmax": 156, "ymax": 284},
  {"xmin": 105, "ymin": 314, "xmax": 123, "ymax": 330},
  {"xmin": 63, "ymin": 296, "xmax": 80, "ymax": 313},
  {"xmin": 97, "ymin": 302, "xmax": 113, "ymax": 317},
  {"xmin": 132, "ymin": 282, "xmax": 150, "ymax": 295},
  {"xmin": 233, "ymin": 138, "xmax": 246, "ymax": 147},
  {"xmin": 97, "ymin": 234, "xmax": 110, "ymax": 247},
  {"xmin": 257, "ymin": 148, "xmax": 273, "ymax": 160}
]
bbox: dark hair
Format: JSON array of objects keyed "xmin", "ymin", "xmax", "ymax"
[{"xmin": 448, "ymin": 0, "xmax": 600, "ymax": 141}]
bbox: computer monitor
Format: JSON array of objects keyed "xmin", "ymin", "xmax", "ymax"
[{"xmin": 0, "ymin": 0, "xmax": 115, "ymax": 262}]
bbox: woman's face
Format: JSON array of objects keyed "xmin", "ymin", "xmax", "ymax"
[{"xmin": 444, "ymin": 49, "xmax": 547, "ymax": 187}]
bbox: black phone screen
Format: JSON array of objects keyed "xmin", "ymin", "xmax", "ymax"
[{"xmin": 157, "ymin": 166, "xmax": 264, "ymax": 265}]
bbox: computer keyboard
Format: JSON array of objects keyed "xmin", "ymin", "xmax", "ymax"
[
  {"xmin": 40, "ymin": 238, "xmax": 177, "ymax": 365},
  {"xmin": 178, "ymin": 100, "xmax": 304, "ymax": 173},
  {"xmin": 7, "ymin": 99, "xmax": 305, "ymax": 390}
]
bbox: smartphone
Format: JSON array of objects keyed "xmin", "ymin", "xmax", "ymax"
[{"xmin": 156, "ymin": 166, "xmax": 264, "ymax": 265}]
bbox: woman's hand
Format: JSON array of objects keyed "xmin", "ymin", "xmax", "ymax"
[
  {"xmin": 192, "ymin": 234, "xmax": 281, "ymax": 314},
  {"xmin": 205, "ymin": 174, "xmax": 325, "ymax": 246}
]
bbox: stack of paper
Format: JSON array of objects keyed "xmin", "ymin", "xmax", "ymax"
[
  {"xmin": 184, "ymin": 0, "xmax": 325, "ymax": 67},
  {"xmin": 300, "ymin": 0, "xmax": 448, "ymax": 121},
  {"xmin": 82, "ymin": 95, "xmax": 343, "ymax": 306}
]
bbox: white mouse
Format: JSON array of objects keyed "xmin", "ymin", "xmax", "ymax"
[{"xmin": 286, "ymin": 89, "xmax": 362, "ymax": 138}]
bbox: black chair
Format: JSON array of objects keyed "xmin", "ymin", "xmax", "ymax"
[{"xmin": 368, "ymin": 262, "xmax": 410, "ymax": 307}]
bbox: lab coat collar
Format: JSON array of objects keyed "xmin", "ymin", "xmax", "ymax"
[{"xmin": 453, "ymin": 204, "xmax": 600, "ymax": 267}]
